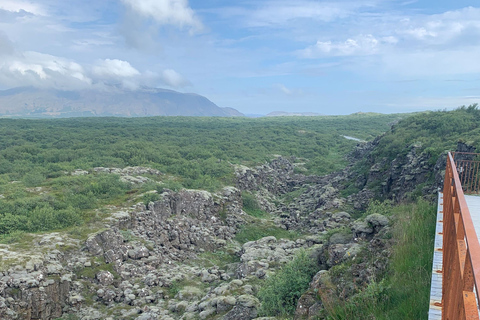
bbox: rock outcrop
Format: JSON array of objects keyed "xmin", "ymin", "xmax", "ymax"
[{"xmin": 0, "ymin": 187, "xmax": 247, "ymax": 320}]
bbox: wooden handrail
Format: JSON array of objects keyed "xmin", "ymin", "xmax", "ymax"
[
  {"xmin": 452, "ymin": 152, "xmax": 480, "ymax": 194},
  {"xmin": 443, "ymin": 152, "xmax": 480, "ymax": 319}
]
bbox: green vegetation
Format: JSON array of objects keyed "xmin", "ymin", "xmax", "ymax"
[
  {"xmin": 193, "ymin": 249, "xmax": 241, "ymax": 269},
  {"xmin": 76, "ymin": 257, "xmax": 120, "ymax": 280},
  {"xmin": 258, "ymin": 250, "xmax": 319, "ymax": 317},
  {"xmin": 234, "ymin": 222, "xmax": 300, "ymax": 244},
  {"xmin": 347, "ymin": 105, "xmax": 480, "ymax": 195},
  {"xmin": 0, "ymin": 173, "xmax": 130, "ymax": 235},
  {"xmin": 0, "ymin": 114, "xmax": 401, "ymax": 237},
  {"xmin": 241, "ymin": 191, "xmax": 268, "ymax": 218},
  {"xmin": 370, "ymin": 104, "xmax": 480, "ymax": 164},
  {"xmin": 321, "ymin": 199, "xmax": 436, "ymax": 319}
]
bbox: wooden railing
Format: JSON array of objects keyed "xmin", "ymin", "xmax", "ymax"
[
  {"xmin": 453, "ymin": 152, "xmax": 480, "ymax": 194},
  {"xmin": 442, "ymin": 152, "xmax": 480, "ymax": 319}
]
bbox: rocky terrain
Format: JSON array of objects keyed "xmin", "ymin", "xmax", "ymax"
[{"xmin": 0, "ymin": 133, "xmax": 459, "ymax": 320}]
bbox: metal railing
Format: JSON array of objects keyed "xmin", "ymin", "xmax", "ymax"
[
  {"xmin": 453, "ymin": 152, "xmax": 480, "ymax": 194},
  {"xmin": 442, "ymin": 152, "xmax": 480, "ymax": 319}
]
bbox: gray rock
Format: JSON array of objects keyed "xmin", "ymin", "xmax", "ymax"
[
  {"xmin": 128, "ymin": 246, "xmax": 150, "ymax": 260},
  {"xmin": 96, "ymin": 271, "xmax": 114, "ymax": 286},
  {"xmin": 236, "ymin": 295, "xmax": 259, "ymax": 308},
  {"xmin": 352, "ymin": 220, "xmax": 373, "ymax": 237},
  {"xmin": 365, "ymin": 213, "xmax": 389, "ymax": 228},
  {"xmin": 216, "ymin": 295, "xmax": 237, "ymax": 312},
  {"xmin": 329, "ymin": 232, "xmax": 351, "ymax": 245},
  {"xmin": 224, "ymin": 305, "xmax": 258, "ymax": 320},
  {"xmin": 331, "ymin": 211, "xmax": 351, "ymax": 222},
  {"xmin": 199, "ymin": 307, "xmax": 216, "ymax": 319}
]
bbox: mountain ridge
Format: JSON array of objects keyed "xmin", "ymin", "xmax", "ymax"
[{"xmin": 0, "ymin": 86, "xmax": 244, "ymax": 117}]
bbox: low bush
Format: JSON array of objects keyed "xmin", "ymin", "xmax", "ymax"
[{"xmin": 258, "ymin": 250, "xmax": 318, "ymax": 316}]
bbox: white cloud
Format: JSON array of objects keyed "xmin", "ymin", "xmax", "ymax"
[
  {"xmin": 247, "ymin": 1, "xmax": 349, "ymax": 27},
  {"xmin": 0, "ymin": 36, "xmax": 187, "ymax": 91},
  {"xmin": 120, "ymin": 0, "xmax": 203, "ymax": 32},
  {"xmin": 401, "ymin": 27, "xmax": 436, "ymax": 39},
  {"xmin": 300, "ymin": 34, "xmax": 381, "ymax": 58},
  {"xmin": 0, "ymin": 51, "xmax": 92, "ymax": 89},
  {"xmin": 0, "ymin": 0, "xmax": 46, "ymax": 15},
  {"xmin": 272, "ymin": 84, "xmax": 304, "ymax": 97},
  {"xmin": 393, "ymin": 7, "xmax": 480, "ymax": 47},
  {"xmin": 93, "ymin": 59, "xmax": 140, "ymax": 78},
  {"xmin": 298, "ymin": 6, "xmax": 480, "ymax": 65},
  {"xmin": 277, "ymin": 84, "xmax": 292, "ymax": 95},
  {"xmin": 160, "ymin": 69, "xmax": 191, "ymax": 88}
]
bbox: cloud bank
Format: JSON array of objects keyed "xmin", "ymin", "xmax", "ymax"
[{"xmin": 0, "ymin": 35, "xmax": 190, "ymax": 91}]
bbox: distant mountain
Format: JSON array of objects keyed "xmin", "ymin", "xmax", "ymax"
[
  {"xmin": 0, "ymin": 87, "xmax": 244, "ymax": 117},
  {"xmin": 266, "ymin": 111, "xmax": 323, "ymax": 117}
]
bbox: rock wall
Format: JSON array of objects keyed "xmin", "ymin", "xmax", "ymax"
[{"xmin": 0, "ymin": 187, "xmax": 246, "ymax": 320}]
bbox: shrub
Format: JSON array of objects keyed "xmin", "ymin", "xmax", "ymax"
[
  {"xmin": 142, "ymin": 192, "xmax": 160, "ymax": 204},
  {"xmin": 258, "ymin": 250, "xmax": 318, "ymax": 316},
  {"xmin": 22, "ymin": 172, "xmax": 46, "ymax": 187},
  {"xmin": 242, "ymin": 192, "xmax": 259, "ymax": 211}
]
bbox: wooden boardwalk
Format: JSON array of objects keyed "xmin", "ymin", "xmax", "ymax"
[
  {"xmin": 466, "ymin": 194, "xmax": 480, "ymax": 246},
  {"xmin": 429, "ymin": 193, "xmax": 480, "ymax": 319},
  {"xmin": 428, "ymin": 193, "xmax": 443, "ymax": 320}
]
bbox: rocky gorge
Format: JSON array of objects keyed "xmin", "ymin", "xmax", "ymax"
[{"xmin": 0, "ymin": 132, "xmax": 460, "ymax": 320}]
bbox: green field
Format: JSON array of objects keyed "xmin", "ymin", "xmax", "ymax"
[{"xmin": 0, "ymin": 113, "xmax": 404, "ymax": 237}]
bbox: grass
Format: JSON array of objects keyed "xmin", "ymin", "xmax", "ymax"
[
  {"xmin": 258, "ymin": 250, "xmax": 319, "ymax": 317},
  {"xmin": 321, "ymin": 198, "xmax": 436, "ymax": 319},
  {"xmin": 241, "ymin": 191, "xmax": 269, "ymax": 218},
  {"xmin": 234, "ymin": 221, "xmax": 301, "ymax": 244},
  {"xmin": 193, "ymin": 250, "xmax": 240, "ymax": 269}
]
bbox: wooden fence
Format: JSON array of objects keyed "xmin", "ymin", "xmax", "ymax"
[{"xmin": 442, "ymin": 152, "xmax": 480, "ymax": 319}]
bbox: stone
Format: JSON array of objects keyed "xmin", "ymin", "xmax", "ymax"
[
  {"xmin": 199, "ymin": 307, "xmax": 216, "ymax": 319},
  {"xmin": 352, "ymin": 220, "xmax": 373, "ymax": 237},
  {"xmin": 96, "ymin": 271, "xmax": 114, "ymax": 286},
  {"xmin": 331, "ymin": 211, "xmax": 351, "ymax": 222},
  {"xmin": 295, "ymin": 291, "xmax": 317, "ymax": 319},
  {"xmin": 216, "ymin": 295, "xmax": 237, "ymax": 312},
  {"xmin": 329, "ymin": 232, "xmax": 351, "ymax": 245},
  {"xmin": 224, "ymin": 305, "xmax": 258, "ymax": 320},
  {"xmin": 46, "ymin": 263, "xmax": 63, "ymax": 275},
  {"xmin": 236, "ymin": 295, "xmax": 259, "ymax": 308},
  {"xmin": 128, "ymin": 246, "xmax": 150, "ymax": 260},
  {"xmin": 365, "ymin": 214, "xmax": 389, "ymax": 228},
  {"xmin": 69, "ymin": 295, "xmax": 84, "ymax": 305},
  {"xmin": 177, "ymin": 286, "xmax": 203, "ymax": 300}
]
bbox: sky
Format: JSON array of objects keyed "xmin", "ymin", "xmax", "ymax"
[{"xmin": 0, "ymin": 0, "xmax": 479, "ymax": 115}]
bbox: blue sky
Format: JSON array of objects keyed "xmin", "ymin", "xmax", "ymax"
[{"xmin": 0, "ymin": 0, "xmax": 479, "ymax": 115}]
